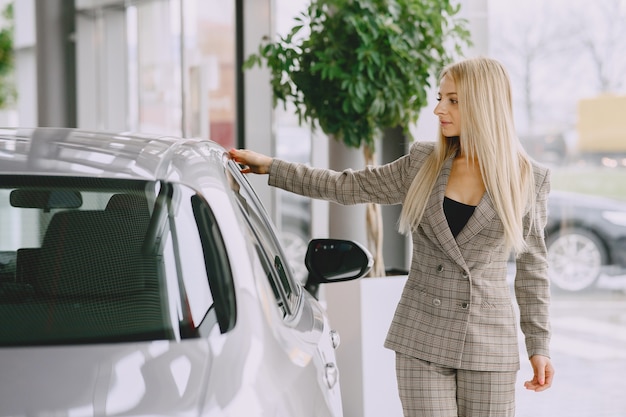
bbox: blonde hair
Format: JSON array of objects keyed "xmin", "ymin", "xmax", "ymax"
[{"xmin": 398, "ymin": 57, "xmax": 536, "ymax": 254}]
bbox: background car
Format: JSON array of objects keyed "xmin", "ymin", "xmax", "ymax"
[
  {"xmin": 546, "ymin": 190, "xmax": 626, "ymax": 292},
  {"xmin": 520, "ymin": 132, "xmax": 568, "ymax": 166},
  {"xmin": 0, "ymin": 127, "xmax": 372, "ymax": 417}
]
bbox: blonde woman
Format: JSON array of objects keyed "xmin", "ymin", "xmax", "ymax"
[{"xmin": 230, "ymin": 56, "xmax": 554, "ymax": 417}]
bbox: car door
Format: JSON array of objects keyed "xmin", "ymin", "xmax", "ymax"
[{"xmin": 224, "ymin": 160, "xmax": 344, "ymax": 416}]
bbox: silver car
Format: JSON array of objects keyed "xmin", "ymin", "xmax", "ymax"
[{"xmin": 0, "ymin": 127, "xmax": 372, "ymax": 417}]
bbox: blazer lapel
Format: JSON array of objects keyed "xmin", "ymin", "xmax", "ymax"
[
  {"xmin": 455, "ymin": 192, "xmax": 497, "ymax": 247},
  {"xmin": 422, "ymin": 156, "xmax": 467, "ymax": 269}
]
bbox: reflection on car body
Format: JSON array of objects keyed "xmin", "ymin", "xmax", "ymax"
[
  {"xmin": 0, "ymin": 127, "xmax": 371, "ymax": 417},
  {"xmin": 546, "ymin": 190, "xmax": 626, "ymax": 292}
]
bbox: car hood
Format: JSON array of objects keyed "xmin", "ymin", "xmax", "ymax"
[{"xmin": 0, "ymin": 340, "xmax": 213, "ymax": 417}]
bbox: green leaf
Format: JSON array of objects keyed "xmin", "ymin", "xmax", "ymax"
[{"xmin": 243, "ymin": 0, "xmax": 472, "ymax": 151}]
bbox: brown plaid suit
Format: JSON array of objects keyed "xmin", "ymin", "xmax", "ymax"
[{"xmin": 269, "ymin": 141, "xmax": 551, "ymax": 415}]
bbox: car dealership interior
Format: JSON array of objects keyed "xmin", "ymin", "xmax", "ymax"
[{"xmin": 4, "ymin": 1, "xmax": 626, "ymax": 416}]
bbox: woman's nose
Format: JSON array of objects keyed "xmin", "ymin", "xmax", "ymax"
[{"xmin": 434, "ymin": 102, "xmax": 444, "ymax": 116}]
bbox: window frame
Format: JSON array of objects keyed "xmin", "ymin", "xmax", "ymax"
[{"xmin": 224, "ymin": 160, "xmax": 301, "ymax": 319}]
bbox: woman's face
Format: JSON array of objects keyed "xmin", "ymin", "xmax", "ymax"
[{"xmin": 434, "ymin": 74, "xmax": 461, "ymax": 137}]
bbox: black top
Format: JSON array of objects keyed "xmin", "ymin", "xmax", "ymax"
[{"xmin": 443, "ymin": 196, "xmax": 476, "ymax": 237}]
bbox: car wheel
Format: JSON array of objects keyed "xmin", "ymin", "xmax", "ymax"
[{"xmin": 546, "ymin": 227, "xmax": 607, "ymax": 292}]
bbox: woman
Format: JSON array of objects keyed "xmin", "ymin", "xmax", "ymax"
[{"xmin": 229, "ymin": 56, "xmax": 554, "ymax": 417}]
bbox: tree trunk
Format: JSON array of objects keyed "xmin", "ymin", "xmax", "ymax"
[{"xmin": 363, "ymin": 144, "xmax": 386, "ymax": 277}]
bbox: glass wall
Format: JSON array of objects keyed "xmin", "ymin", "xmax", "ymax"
[
  {"xmin": 489, "ymin": 1, "xmax": 626, "ymax": 415},
  {"xmin": 272, "ymin": 0, "xmax": 314, "ymax": 282},
  {"xmin": 82, "ymin": 0, "xmax": 237, "ymax": 148},
  {"xmin": 129, "ymin": 0, "xmax": 183, "ymax": 136},
  {"xmin": 181, "ymin": 0, "xmax": 237, "ymax": 148}
]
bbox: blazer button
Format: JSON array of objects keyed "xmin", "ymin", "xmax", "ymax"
[
  {"xmin": 433, "ymin": 298, "xmax": 442, "ymax": 306},
  {"xmin": 436, "ymin": 265, "xmax": 444, "ymax": 272},
  {"xmin": 461, "ymin": 302, "xmax": 469, "ymax": 309},
  {"xmin": 462, "ymin": 271, "xmax": 469, "ymax": 278}
]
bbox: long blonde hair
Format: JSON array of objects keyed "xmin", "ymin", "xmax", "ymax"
[{"xmin": 398, "ymin": 57, "xmax": 536, "ymax": 254}]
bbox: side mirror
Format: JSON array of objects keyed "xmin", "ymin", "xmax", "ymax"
[{"xmin": 304, "ymin": 239, "xmax": 372, "ymax": 298}]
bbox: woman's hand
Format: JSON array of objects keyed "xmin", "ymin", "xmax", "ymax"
[
  {"xmin": 228, "ymin": 149, "xmax": 273, "ymax": 174},
  {"xmin": 524, "ymin": 354, "xmax": 554, "ymax": 392}
]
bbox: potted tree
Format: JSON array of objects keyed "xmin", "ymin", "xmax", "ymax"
[
  {"xmin": 244, "ymin": 0, "xmax": 471, "ymax": 276},
  {"xmin": 0, "ymin": 2, "xmax": 16, "ymax": 112}
]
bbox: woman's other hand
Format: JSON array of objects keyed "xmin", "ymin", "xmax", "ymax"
[
  {"xmin": 229, "ymin": 149, "xmax": 273, "ymax": 174},
  {"xmin": 524, "ymin": 355, "xmax": 555, "ymax": 392}
]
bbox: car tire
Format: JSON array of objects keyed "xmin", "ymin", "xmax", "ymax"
[{"xmin": 546, "ymin": 227, "xmax": 607, "ymax": 292}]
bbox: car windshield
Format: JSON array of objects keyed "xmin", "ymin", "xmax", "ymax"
[{"xmin": 0, "ymin": 176, "xmax": 229, "ymax": 346}]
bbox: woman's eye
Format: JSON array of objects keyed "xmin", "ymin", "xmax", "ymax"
[{"xmin": 450, "ymin": 99, "xmax": 458, "ymax": 104}]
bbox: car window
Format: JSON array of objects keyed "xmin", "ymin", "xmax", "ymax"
[
  {"xmin": 225, "ymin": 161, "xmax": 301, "ymax": 318},
  {"xmin": 0, "ymin": 176, "xmax": 233, "ymax": 346},
  {"xmin": 190, "ymin": 193, "xmax": 236, "ymax": 334}
]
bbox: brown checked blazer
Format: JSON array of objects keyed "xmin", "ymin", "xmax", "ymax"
[{"xmin": 269, "ymin": 141, "xmax": 551, "ymax": 372}]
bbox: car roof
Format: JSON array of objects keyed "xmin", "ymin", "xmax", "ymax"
[
  {"xmin": 0, "ymin": 127, "xmax": 229, "ymax": 186},
  {"xmin": 550, "ymin": 189, "xmax": 626, "ymax": 211}
]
